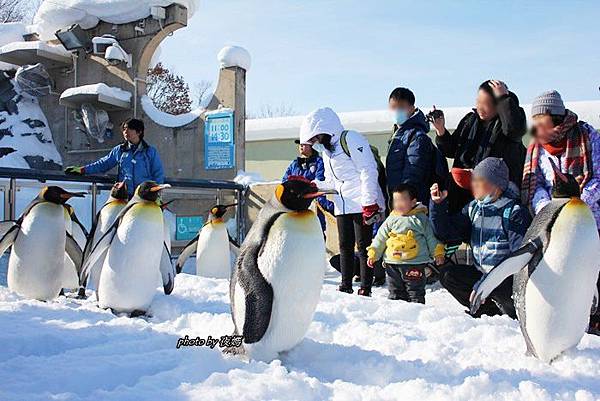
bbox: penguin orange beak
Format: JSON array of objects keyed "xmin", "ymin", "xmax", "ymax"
[
  {"xmin": 224, "ymin": 203, "xmax": 238, "ymax": 209},
  {"xmin": 60, "ymin": 191, "xmax": 86, "ymax": 199},
  {"xmin": 150, "ymin": 184, "xmax": 171, "ymax": 192}
]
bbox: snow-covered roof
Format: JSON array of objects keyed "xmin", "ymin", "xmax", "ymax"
[
  {"xmin": 0, "ymin": 23, "xmax": 27, "ymax": 70},
  {"xmin": 60, "ymin": 83, "xmax": 132, "ymax": 110},
  {"xmin": 246, "ymin": 101, "xmax": 600, "ymax": 142},
  {"xmin": 0, "ymin": 41, "xmax": 72, "ymax": 69},
  {"xmin": 32, "ymin": 0, "xmax": 201, "ymax": 41},
  {"xmin": 217, "ymin": 46, "xmax": 251, "ymax": 71}
]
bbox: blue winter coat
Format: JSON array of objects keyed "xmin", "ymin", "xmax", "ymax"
[
  {"xmin": 282, "ymin": 155, "xmax": 333, "ymax": 230},
  {"xmin": 386, "ymin": 109, "xmax": 434, "ymax": 204},
  {"xmin": 84, "ymin": 140, "xmax": 165, "ymax": 197},
  {"xmin": 429, "ymin": 189, "xmax": 531, "ymax": 273}
]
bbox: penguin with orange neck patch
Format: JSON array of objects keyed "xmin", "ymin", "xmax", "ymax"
[
  {"xmin": 228, "ymin": 176, "xmax": 335, "ymax": 361},
  {"xmin": 471, "ymin": 159, "xmax": 600, "ymax": 362},
  {"xmin": 175, "ymin": 203, "xmax": 238, "ymax": 278}
]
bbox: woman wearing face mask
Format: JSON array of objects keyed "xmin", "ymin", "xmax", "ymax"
[
  {"xmin": 521, "ymin": 90, "xmax": 600, "ymax": 333},
  {"xmin": 429, "ymin": 157, "xmax": 531, "ymax": 318},
  {"xmin": 386, "ymin": 87, "xmax": 436, "ymax": 205},
  {"xmin": 300, "ymin": 107, "xmax": 386, "ymax": 296},
  {"xmin": 430, "ymin": 80, "xmax": 527, "ymax": 213}
]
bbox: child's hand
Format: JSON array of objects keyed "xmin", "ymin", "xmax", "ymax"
[
  {"xmin": 367, "ymin": 258, "xmax": 376, "ymax": 268},
  {"xmin": 434, "ymin": 255, "xmax": 445, "ymax": 266}
]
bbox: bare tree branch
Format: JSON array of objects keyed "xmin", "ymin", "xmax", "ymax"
[
  {"xmin": 146, "ymin": 62, "xmax": 193, "ymax": 115},
  {"xmin": 194, "ymin": 80, "xmax": 213, "ymax": 107},
  {"xmin": 248, "ymin": 102, "xmax": 297, "ymax": 119}
]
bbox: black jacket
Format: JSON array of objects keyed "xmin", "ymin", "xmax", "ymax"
[
  {"xmin": 386, "ymin": 109, "xmax": 434, "ymax": 204},
  {"xmin": 436, "ymin": 93, "xmax": 527, "ymax": 212}
]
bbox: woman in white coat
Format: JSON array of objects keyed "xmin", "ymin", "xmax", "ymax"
[{"xmin": 299, "ymin": 107, "xmax": 386, "ymax": 296}]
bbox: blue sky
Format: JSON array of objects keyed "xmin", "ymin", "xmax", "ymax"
[{"xmin": 159, "ymin": 0, "xmax": 600, "ymax": 116}]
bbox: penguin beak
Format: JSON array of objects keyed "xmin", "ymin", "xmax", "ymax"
[
  {"xmin": 224, "ymin": 203, "xmax": 238, "ymax": 209},
  {"xmin": 150, "ymin": 184, "xmax": 171, "ymax": 192},
  {"xmin": 60, "ymin": 191, "xmax": 86, "ymax": 199},
  {"xmin": 549, "ymin": 158, "xmax": 568, "ymax": 183}
]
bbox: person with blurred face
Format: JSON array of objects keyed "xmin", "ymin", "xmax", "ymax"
[
  {"xmin": 282, "ymin": 139, "xmax": 333, "ymax": 232},
  {"xmin": 430, "ymin": 80, "xmax": 527, "ymax": 213},
  {"xmin": 429, "ymin": 157, "xmax": 531, "ymax": 318},
  {"xmin": 521, "ymin": 90, "xmax": 600, "ymax": 334},
  {"xmin": 386, "ymin": 87, "xmax": 436, "ymax": 205}
]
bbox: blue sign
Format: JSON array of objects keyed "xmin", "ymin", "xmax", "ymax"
[
  {"xmin": 204, "ymin": 110, "xmax": 235, "ymax": 170},
  {"xmin": 176, "ymin": 215, "xmax": 204, "ymax": 241}
]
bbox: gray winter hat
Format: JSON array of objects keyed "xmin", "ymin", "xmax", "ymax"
[
  {"xmin": 531, "ymin": 90, "xmax": 565, "ymax": 117},
  {"xmin": 473, "ymin": 157, "xmax": 509, "ymax": 191}
]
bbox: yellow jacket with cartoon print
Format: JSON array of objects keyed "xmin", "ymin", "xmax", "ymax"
[{"xmin": 367, "ymin": 203, "xmax": 444, "ymax": 265}]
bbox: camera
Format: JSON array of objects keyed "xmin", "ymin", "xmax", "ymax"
[
  {"xmin": 426, "ymin": 109, "xmax": 444, "ymax": 123},
  {"xmin": 91, "ymin": 35, "xmax": 132, "ymax": 67}
]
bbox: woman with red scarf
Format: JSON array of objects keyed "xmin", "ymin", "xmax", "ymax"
[{"xmin": 521, "ymin": 89, "xmax": 600, "ymax": 334}]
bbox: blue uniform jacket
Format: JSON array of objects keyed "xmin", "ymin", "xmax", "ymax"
[
  {"xmin": 282, "ymin": 155, "xmax": 334, "ymax": 229},
  {"xmin": 84, "ymin": 140, "xmax": 165, "ymax": 197}
]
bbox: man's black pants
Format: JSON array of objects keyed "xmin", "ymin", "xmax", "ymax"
[{"xmin": 439, "ymin": 264, "xmax": 517, "ymax": 319}]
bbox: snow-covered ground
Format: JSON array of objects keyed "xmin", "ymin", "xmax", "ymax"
[{"xmin": 1, "ymin": 258, "xmax": 599, "ymax": 401}]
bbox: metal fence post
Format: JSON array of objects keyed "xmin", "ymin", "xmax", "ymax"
[
  {"xmin": 91, "ymin": 183, "xmax": 98, "ymax": 225},
  {"xmin": 8, "ymin": 178, "xmax": 16, "ymax": 220},
  {"xmin": 236, "ymin": 187, "xmax": 247, "ymax": 243}
]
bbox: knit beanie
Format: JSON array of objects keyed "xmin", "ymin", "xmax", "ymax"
[
  {"xmin": 531, "ymin": 90, "xmax": 565, "ymax": 117},
  {"xmin": 473, "ymin": 157, "xmax": 509, "ymax": 191}
]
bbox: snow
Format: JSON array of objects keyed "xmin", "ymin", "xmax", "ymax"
[
  {"xmin": 246, "ymin": 100, "xmax": 600, "ymax": 142},
  {"xmin": 1, "ymin": 262, "xmax": 599, "ymax": 401},
  {"xmin": 32, "ymin": 0, "xmax": 201, "ymax": 41},
  {"xmin": 0, "ymin": 40, "xmax": 72, "ymax": 58},
  {"xmin": 0, "ymin": 78, "xmax": 63, "ymax": 169},
  {"xmin": 61, "ymin": 83, "xmax": 133, "ymax": 104},
  {"xmin": 141, "ymin": 95, "xmax": 204, "ymax": 128},
  {"xmin": 0, "ymin": 23, "xmax": 27, "ymax": 70},
  {"xmin": 217, "ymin": 46, "xmax": 251, "ymax": 71}
]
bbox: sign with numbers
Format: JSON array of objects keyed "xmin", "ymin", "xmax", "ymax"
[
  {"xmin": 204, "ymin": 110, "xmax": 235, "ymax": 170},
  {"xmin": 175, "ymin": 215, "xmax": 205, "ymax": 241}
]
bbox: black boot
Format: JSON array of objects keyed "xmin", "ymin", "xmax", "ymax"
[
  {"xmin": 373, "ymin": 277, "xmax": 386, "ymax": 287},
  {"xmin": 357, "ymin": 287, "xmax": 371, "ymax": 297},
  {"xmin": 338, "ymin": 285, "xmax": 353, "ymax": 294}
]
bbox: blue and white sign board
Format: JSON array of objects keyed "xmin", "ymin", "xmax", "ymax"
[
  {"xmin": 204, "ymin": 110, "xmax": 235, "ymax": 170},
  {"xmin": 176, "ymin": 215, "xmax": 204, "ymax": 241}
]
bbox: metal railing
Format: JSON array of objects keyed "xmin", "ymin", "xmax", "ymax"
[{"xmin": 0, "ymin": 168, "xmax": 248, "ymax": 250}]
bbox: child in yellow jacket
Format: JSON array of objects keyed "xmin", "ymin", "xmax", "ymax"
[{"xmin": 368, "ymin": 184, "xmax": 445, "ymax": 303}]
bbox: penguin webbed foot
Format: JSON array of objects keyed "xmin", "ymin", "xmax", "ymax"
[
  {"xmin": 222, "ymin": 345, "xmax": 246, "ymax": 357},
  {"xmin": 76, "ymin": 287, "xmax": 87, "ymax": 300}
]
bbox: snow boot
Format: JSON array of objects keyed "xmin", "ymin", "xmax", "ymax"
[
  {"xmin": 338, "ymin": 285, "xmax": 353, "ymax": 294},
  {"xmin": 358, "ymin": 287, "xmax": 371, "ymax": 297}
]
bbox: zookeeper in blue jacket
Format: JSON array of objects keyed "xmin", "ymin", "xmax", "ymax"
[
  {"xmin": 65, "ymin": 118, "xmax": 165, "ymax": 198},
  {"xmin": 282, "ymin": 139, "xmax": 333, "ymax": 232}
]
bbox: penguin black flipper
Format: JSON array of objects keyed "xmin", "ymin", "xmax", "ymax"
[
  {"xmin": 0, "ymin": 221, "xmax": 19, "ymax": 255},
  {"xmin": 470, "ymin": 237, "xmax": 543, "ymax": 315},
  {"xmin": 174, "ymin": 234, "xmax": 199, "ymax": 274},
  {"xmin": 160, "ymin": 242, "xmax": 176, "ymax": 295},
  {"xmin": 65, "ymin": 204, "xmax": 89, "ymax": 237},
  {"xmin": 231, "ymin": 210, "xmax": 283, "ymax": 344},
  {"xmin": 65, "ymin": 232, "xmax": 84, "ymax": 275}
]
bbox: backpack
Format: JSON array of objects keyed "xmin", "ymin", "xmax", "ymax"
[
  {"xmin": 468, "ymin": 200, "xmax": 515, "ymax": 237},
  {"xmin": 405, "ymin": 129, "xmax": 450, "ymax": 191},
  {"xmin": 339, "ymin": 130, "xmax": 389, "ymax": 210}
]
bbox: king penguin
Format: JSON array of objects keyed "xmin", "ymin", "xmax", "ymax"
[
  {"xmin": 81, "ymin": 182, "xmax": 129, "ymax": 294},
  {"xmin": 175, "ymin": 203, "xmax": 238, "ymax": 278},
  {"xmin": 79, "ymin": 181, "xmax": 175, "ymax": 315},
  {"xmin": 0, "ymin": 186, "xmax": 85, "ymax": 301},
  {"xmin": 229, "ymin": 176, "xmax": 334, "ymax": 361},
  {"xmin": 471, "ymin": 159, "xmax": 600, "ymax": 362}
]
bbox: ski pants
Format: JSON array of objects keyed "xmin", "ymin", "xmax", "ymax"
[
  {"xmin": 385, "ymin": 262, "xmax": 428, "ymax": 303},
  {"xmin": 439, "ymin": 264, "xmax": 517, "ymax": 319},
  {"xmin": 337, "ymin": 213, "xmax": 373, "ymax": 289}
]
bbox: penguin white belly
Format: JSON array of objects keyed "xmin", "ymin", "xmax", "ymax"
[
  {"xmin": 97, "ymin": 204, "xmax": 163, "ymax": 312},
  {"xmin": 88, "ymin": 204, "xmax": 124, "ymax": 291},
  {"xmin": 523, "ymin": 202, "xmax": 600, "ymax": 362},
  {"xmin": 245, "ymin": 211, "xmax": 325, "ymax": 360},
  {"xmin": 61, "ymin": 214, "xmax": 86, "ymax": 291},
  {"xmin": 196, "ymin": 223, "xmax": 231, "ymax": 279},
  {"xmin": 7, "ymin": 203, "xmax": 67, "ymax": 300}
]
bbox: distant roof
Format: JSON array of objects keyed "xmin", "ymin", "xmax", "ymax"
[{"xmin": 246, "ymin": 101, "xmax": 600, "ymax": 142}]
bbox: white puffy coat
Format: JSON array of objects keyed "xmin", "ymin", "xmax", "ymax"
[{"xmin": 300, "ymin": 107, "xmax": 385, "ymax": 215}]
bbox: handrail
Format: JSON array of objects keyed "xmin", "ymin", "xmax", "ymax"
[{"xmin": 0, "ymin": 168, "xmax": 246, "ymax": 191}]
